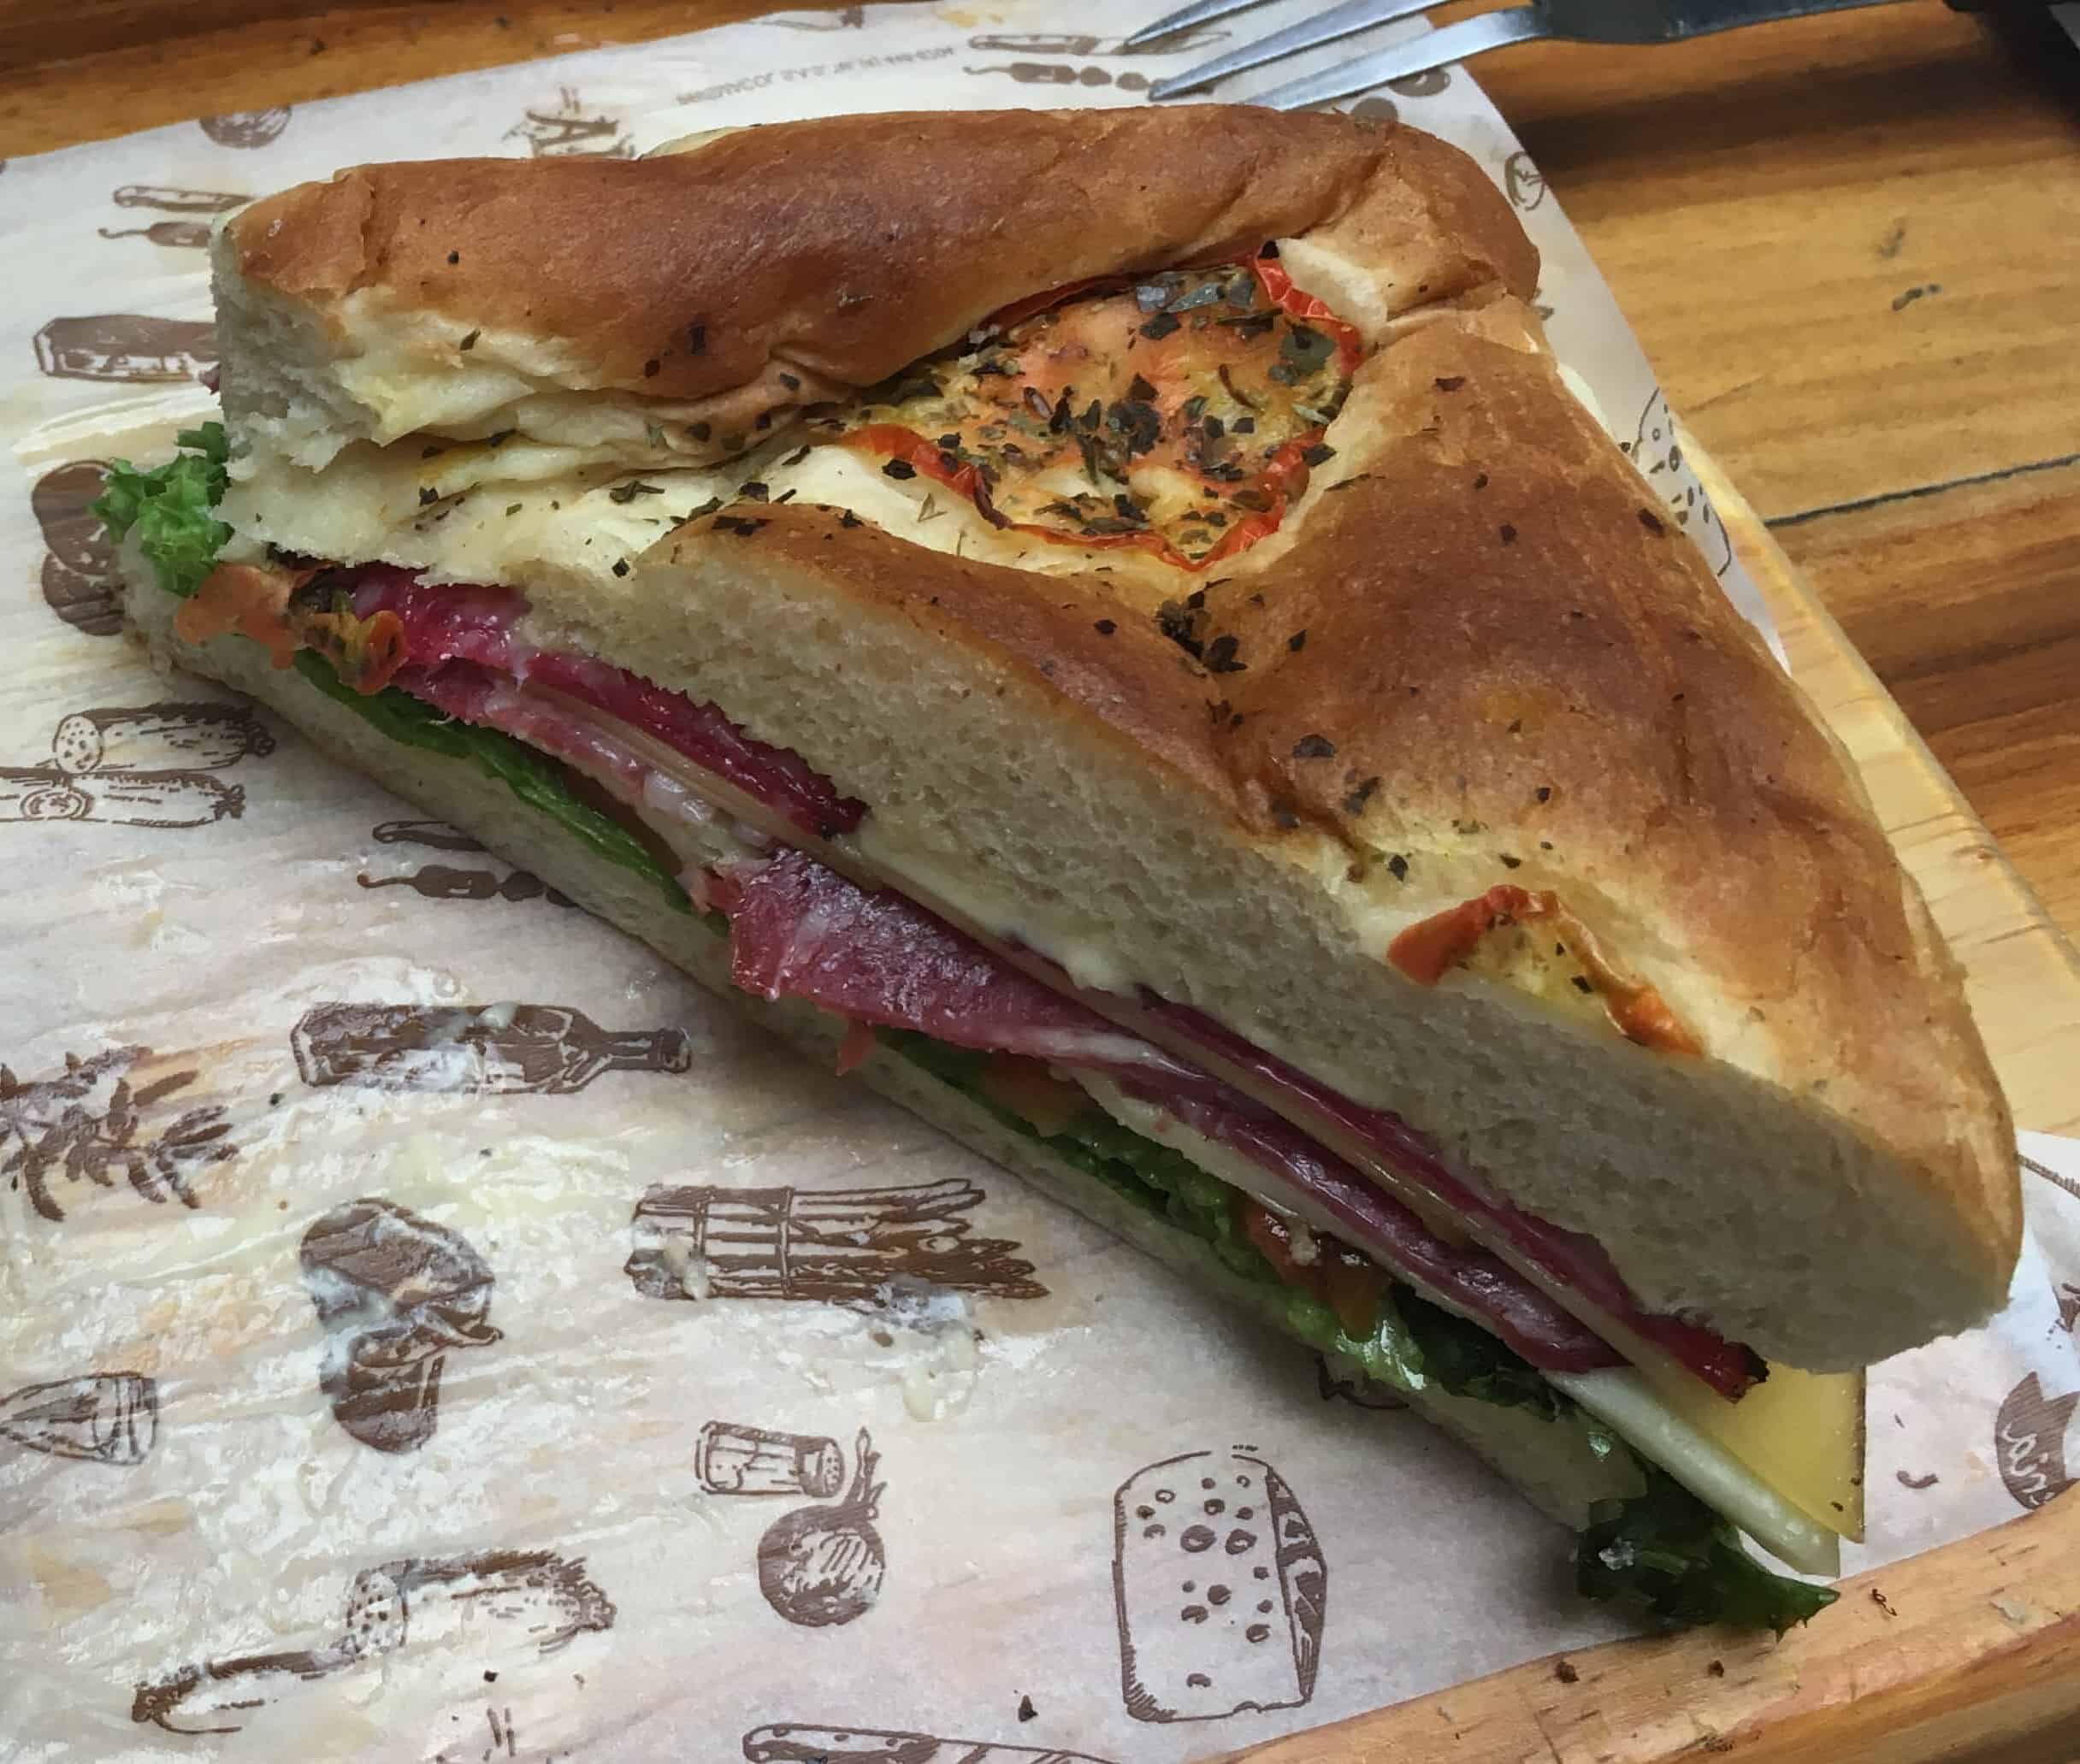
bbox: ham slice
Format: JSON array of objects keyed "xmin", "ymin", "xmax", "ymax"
[
  {"xmin": 718, "ymin": 852, "xmax": 1619, "ymax": 1374},
  {"xmin": 306, "ymin": 561, "xmax": 1757, "ymax": 1395},
  {"xmin": 710, "ymin": 849, "xmax": 1199, "ymax": 1083},
  {"xmin": 1145, "ymin": 1002, "xmax": 1764, "ymax": 1397},
  {"xmin": 349, "ymin": 569, "xmax": 865, "ymax": 839},
  {"xmin": 1109, "ymin": 1071, "xmax": 1622, "ymax": 1373}
]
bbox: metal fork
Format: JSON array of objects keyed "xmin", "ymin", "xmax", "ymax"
[{"xmin": 1132, "ymin": 0, "xmax": 1905, "ymax": 109}]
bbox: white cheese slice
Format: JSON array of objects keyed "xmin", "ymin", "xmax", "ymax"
[{"xmin": 1572, "ymin": 1319, "xmax": 1864, "ymax": 1545}]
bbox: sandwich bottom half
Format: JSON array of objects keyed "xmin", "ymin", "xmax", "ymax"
[
  {"xmin": 115, "ymin": 533, "xmax": 1839, "ymax": 1632},
  {"xmin": 121, "ymin": 563, "xmax": 1625, "ymax": 1512}
]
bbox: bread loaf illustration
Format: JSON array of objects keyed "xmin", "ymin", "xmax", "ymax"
[
  {"xmin": 743, "ymin": 1725, "xmax": 1115, "ymax": 1763},
  {"xmin": 132, "ymin": 1548, "xmax": 614, "ymax": 1734},
  {"xmin": 1112, "ymin": 1448, "xmax": 1327, "ymax": 1723},
  {"xmin": 50, "ymin": 704, "xmax": 271, "ymax": 774},
  {"xmin": 32, "ymin": 316, "xmax": 217, "ymax": 383},
  {"xmin": 0, "ymin": 765, "xmax": 242, "ymax": 828},
  {"xmin": 298, "ymin": 1198, "xmax": 501, "ymax": 1453}
]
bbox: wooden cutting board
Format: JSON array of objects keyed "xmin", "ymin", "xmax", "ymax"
[{"xmin": 1226, "ymin": 437, "xmax": 2080, "ymax": 1764}]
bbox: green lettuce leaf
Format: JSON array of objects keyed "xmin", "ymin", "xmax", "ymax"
[
  {"xmin": 92, "ymin": 422, "xmax": 233, "ymax": 599},
  {"xmin": 291, "ymin": 653, "xmax": 695, "ymax": 912},
  {"xmin": 1576, "ymin": 1466, "xmax": 1839, "ymax": 1634},
  {"xmin": 93, "ymin": 423, "xmax": 693, "ymax": 911},
  {"xmin": 1397, "ymin": 1289, "xmax": 1565, "ymax": 1420},
  {"xmin": 879, "ymin": 1029, "xmax": 1427, "ymax": 1389}
]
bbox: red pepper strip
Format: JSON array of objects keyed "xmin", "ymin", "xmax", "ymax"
[
  {"xmin": 1238, "ymin": 1195, "xmax": 1387, "ymax": 1339},
  {"xmin": 178, "ymin": 562, "xmax": 310, "ymax": 670},
  {"xmin": 845, "ymin": 424, "xmax": 997, "ymax": 510},
  {"xmin": 1387, "ymin": 885, "xmax": 1702, "ymax": 1056},
  {"xmin": 834, "ymin": 1018, "xmax": 878, "ymax": 1077},
  {"xmin": 300, "ymin": 606, "xmax": 410, "ymax": 694},
  {"xmin": 1209, "ymin": 434, "xmax": 1315, "ymax": 562},
  {"xmin": 1389, "ymin": 886, "xmax": 1557, "ymax": 986},
  {"xmin": 839, "ymin": 423, "xmax": 1318, "ymax": 574},
  {"xmin": 983, "ymin": 276, "xmax": 1108, "ymax": 333},
  {"xmin": 979, "ymin": 251, "xmax": 1367, "ymax": 373},
  {"xmin": 1249, "ymin": 256, "xmax": 1367, "ymax": 376}
]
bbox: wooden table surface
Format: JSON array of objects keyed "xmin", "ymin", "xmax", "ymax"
[{"xmin": 3, "ymin": 0, "xmax": 2077, "ymax": 944}]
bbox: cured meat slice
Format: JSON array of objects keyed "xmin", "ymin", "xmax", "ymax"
[
  {"xmin": 1147, "ymin": 1003, "xmax": 1764, "ymax": 1397},
  {"xmin": 1108, "ymin": 1073, "xmax": 1620, "ymax": 1373},
  {"xmin": 712, "ymin": 849, "xmax": 1191, "ymax": 1082},
  {"xmin": 348, "ymin": 568, "xmax": 864, "ymax": 838},
  {"xmin": 717, "ymin": 852, "xmax": 1619, "ymax": 1373}
]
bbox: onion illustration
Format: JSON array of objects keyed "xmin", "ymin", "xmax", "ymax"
[{"xmin": 755, "ymin": 1430, "xmax": 886, "ymax": 1627}]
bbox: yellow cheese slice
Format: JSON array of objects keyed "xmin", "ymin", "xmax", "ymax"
[
  {"xmin": 1537, "ymin": 1296, "xmax": 1864, "ymax": 1546},
  {"xmin": 1553, "ymin": 1367, "xmax": 1845, "ymax": 1577},
  {"xmin": 1634, "ymin": 1356, "xmax": 1864, "ymax": 1541}
]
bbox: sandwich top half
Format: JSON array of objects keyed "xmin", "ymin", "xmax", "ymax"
[{"xmin": 164, "ymin": 107, "xmax": 2016, "ymax": 1575}]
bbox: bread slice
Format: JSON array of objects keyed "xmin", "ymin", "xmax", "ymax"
[
  {"xmin": 121, "ymin": 560, "xmax": 1640, "ymax": 1533},
  {"xmin": 197, "ymin": 108, "xmax": 2016, "ymax": 1372}
]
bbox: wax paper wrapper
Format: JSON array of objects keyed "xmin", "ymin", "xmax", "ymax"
[{"xmin": 3, "ymin": 5, "xmax": 2074, "ymax": 1759}]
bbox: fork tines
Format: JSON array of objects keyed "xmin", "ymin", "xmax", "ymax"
[
  {"xmin": 1143, "ymin": 0, "xmax": 1449, "ymax": 97},
  {"xmin": 1132, "ymin": 0, "xmax": 1552, "ymax": 110}
]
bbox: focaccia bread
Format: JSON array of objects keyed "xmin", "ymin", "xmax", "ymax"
[
  {"xmin": 187, "ymin": 107, "xmax": 2014, "ymax": 1377},
  {"xmin": 214, "ymin": 109, "xmax": 1533, "ymax": 478}
]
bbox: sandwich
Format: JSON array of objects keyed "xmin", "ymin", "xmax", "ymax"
[{"xmin": 97, "ymin": 106, "xmax": 2019, "ymax": 1631}]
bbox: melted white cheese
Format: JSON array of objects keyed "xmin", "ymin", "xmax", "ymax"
[{"xmin": 222, "ymin": 425, "xmax": 1154, "ymax": 600}]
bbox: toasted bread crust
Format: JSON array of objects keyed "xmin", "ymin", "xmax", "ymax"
[
  {"xmin": 228, "ymin": 107, "xmax": 1534, "ymax": 408},
  {"xmin": 209, "ymin": 108, "xmax": 2018, "ymax": 1359}
]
